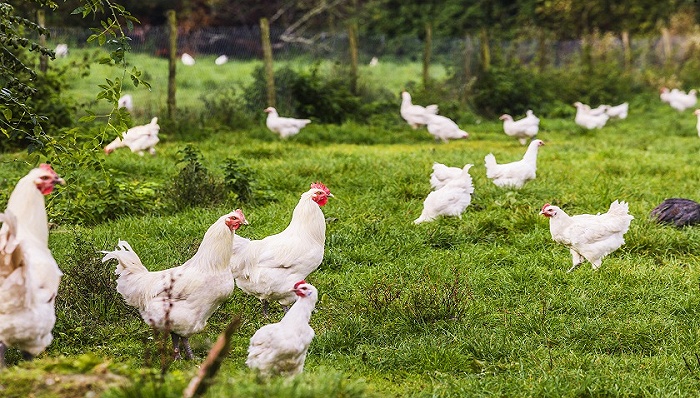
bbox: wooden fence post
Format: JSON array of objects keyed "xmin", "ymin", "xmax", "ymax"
[
  {"xmin": 260, "ymin": 18, "xmax": 275, "ymax": 108},
  {"xmin": 37, "ymin": 10, "xmax": 47, "ymax": 73},
  {"xmin": 167, "ymin": 10, "xmax": 177, "ymax": 118},
  {"xmin": 661, "ymin": 26, "xmax": 672, "ymax": 66},
  {"xmin": 423, "ymin": 23, "xmax": 432, "ymax": 87},
  {"xmin": 621, "ymin": 30, "xmax": 631, "ymax": 71},
  {"xmin": 480, "ymin": 27, "xmax": 490, "ymax": 72},
  {"xmin": 348, "ymin": 23, "xmax": 359, "ymax": 95}
]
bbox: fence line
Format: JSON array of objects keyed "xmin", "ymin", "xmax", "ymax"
[{"xmin": 45, "ymin": 25, "xmax": 700, "ymax": 71}]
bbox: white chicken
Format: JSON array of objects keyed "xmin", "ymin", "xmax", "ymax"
[
  {"xmin": 414, "ymin": 164, "xmax": 474, "ymax": 224},
  {"xmin": 0, "ymin": 164, "xmax": 65, "ymax": 367},
  {"xmin": 660, "ymin": 88, "xmax": 697, "ymax": 111},
  {"xmin": 246, "ymin": 280, "xmax": 317, "ymax": 376},
  {"xmin": 660, "ymin": 87, "xmax": 675, "ymax": 103},
  {"xmin": 500, "ymin": 111, "xmax": 539, "ymax": 145},
  {"xmin": 484, "ymin": 139, "xmax": 544, "ymax": 189},
  {"xmin": 118, "ymin": 94, "xmax": 133, "ymax": 112},
  {"xmin": 102, "ymin": 209, "xmax": 248, "ymax": 359},
  {"xmin": 424, "ymin": 113, "xmax": 469, "ymax": 143},
  {"xmin": 104, "ymin": 117, "xmax": 160, "ymax": 156},
  {"xmin": 605, "ymin": 102, "xmax": 628, "ymax": 119},
  {"xmin": 231, "ymin": 183, "xmax": 332, "ymax": 315},
  {"xmin": 430, "ymin": 162, "xmax": 463, "ymax": 190},
  {"xmin": 54, "ymin": 44, "xmax": 68, "ymax": 58},
  {"xmin": 671, "ymin": 89, "xmax": 697, "ymax": 111},
  {"xmin": 400, "ymin": 91, "xmax": 438, "ymax": 129},
  {"xmin": 540, "ymin": 201, "xmax": 634, "ymax": 272},
  {"xmin": 574, "ymin": 102, "xmax": 608, "ymax": 116},
  {"xmin": 573, "ymin": 102, "xmax": 608, "ymax": 129},
  {"xmin": 181, "ymin": 53, "xmax": 195, "ymax": 66},
  {"xmin": 264, "ymin": 107, "xmax": 311, "ymax": 138},
  {"xmin": 214, "ymin": 55, "xmax": 228, "ymax": 65}
]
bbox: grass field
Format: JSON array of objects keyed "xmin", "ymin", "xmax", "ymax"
[{"xmin": 1, "ymin": 54, "xmax": 700, "ymax": 397}]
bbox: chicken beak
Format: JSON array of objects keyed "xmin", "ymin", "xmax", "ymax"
[{"xmin": 55, "ymin": 177, "xmax": 66, "ymax": 185}]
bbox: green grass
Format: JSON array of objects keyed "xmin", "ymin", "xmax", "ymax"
[
  {"xmin": 2, "ymin": 77, "xmax": 700, "ymax": 397},
  {"xmin": 55, "ymin": 48, "xmax": 447, "ymax": 120}
]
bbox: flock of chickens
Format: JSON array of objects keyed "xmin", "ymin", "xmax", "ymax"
[{"xmin": 2, "ymin": 85, "xmax": 700, "ymax": 379}]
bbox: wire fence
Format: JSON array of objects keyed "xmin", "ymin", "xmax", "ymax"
[{"xmin": 45, "ymin": 25, "xmax": 700, "ymax": 71}]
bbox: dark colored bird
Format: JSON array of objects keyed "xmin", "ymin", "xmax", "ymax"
[{"xmin": 650, "ymin": 198, "xmax": 700, "ymax": 227}]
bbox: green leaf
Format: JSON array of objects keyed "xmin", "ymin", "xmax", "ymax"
[{"xmin": 2, "ymin": 109, "xmax": 11, "ymax": 121}]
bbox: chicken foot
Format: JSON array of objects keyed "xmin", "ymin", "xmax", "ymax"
[
  {"xmin": 261, "ymin": 299, "xmax": 270, "ymax": 317},
  {"xmin": 171, "ymin": 332, "xmax": 194, "ymax": 360}
]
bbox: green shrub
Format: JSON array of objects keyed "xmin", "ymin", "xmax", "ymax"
[
  {"xmin": 54, "ymin": 231, "xmax": 137, "ymax": 349},
  {"xmin": 222, "ymin": 158, "xmax": 274, "ymax": 205},
  {"xmin": 199, "ymin": 86, "xmax": 254, "ymax": 129},
  {"xmin": 169, "ymin": 145, "xmax": 226, "ymax": 210},
  {"xmin": 52, "ymin": 169, "xmax": 163, "ymax": 226}
]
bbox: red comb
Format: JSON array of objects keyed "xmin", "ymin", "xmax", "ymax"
[
  {"xmin": 294, "ymin": 280, "xmax": 307, "ymax": 289},
  {"xmin": 310, "ymin": 182, "xmax": 330, "ymax": 195},
  {"xmin": 39, "ymin": 164, "xmax": 54, "ymax": 172},
  {"xmin": 541, "ymin": 203, "xmax": 551, "ymax": 212}
]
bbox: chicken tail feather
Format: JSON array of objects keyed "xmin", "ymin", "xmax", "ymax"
[{"xmin": 102, "ymin": 240, "xmax": 148, "ymax": 276}]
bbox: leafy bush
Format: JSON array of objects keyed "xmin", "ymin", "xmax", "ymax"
[
  {"xmin": 52, "ymin": 168, "xmax": 163, "ymax": 226},
  {"xmin": 169, "ymin": 145, "xmax": 226, "ymax": 210},
  {"xmin": 292, "ymin": 63, "xmax": 361, "ymax": 124},
  {"xmin": 468, "ymin": 64, "xmax": 549, "ymax": 117},
  {"xmin": 222, "ymin": 158, "xmax": 274, "ymax": 205},
  {"xmin": 199, "ymin": 86, "xmax": 254, "ymax": 129},
  {"xmin": 55, "ymin": 232, "xmax": 137, "ymax": 349}
]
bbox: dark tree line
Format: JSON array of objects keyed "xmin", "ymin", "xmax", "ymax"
[{"xmin": 13, "ymin": 0, "xmax": 699, "ymax": 41}]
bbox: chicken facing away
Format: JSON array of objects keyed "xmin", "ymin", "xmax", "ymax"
[
  {"xmin": 264, "ymin": 107, "xmax": 311, "ymax": 138},
  {"xmin": 0, "ymin": 164, "xmax": 65, "ymax": 367},
  {"xmin": 651, "ymin": 198, "xmax": 700, "ymax": 227},
  {"xmin": 605, "ymin": 102, "xmax": 628, "ymax": 119},
  {"xmin": 400, "ymin": 91, "xmax": 438, "ymax": 129},
  {"xmin": 246, "ymin": 280, "xmax": 317, "ymax": 376},
  {"xmin": 430, "ymin": 162, "xmax": 465, "ymax": 190},
  {"xmin": 573, "ymin": 102, "xmax": 609, "ymax": 129},
  {"xmin": 425, "ymin": 113, "xmax": 469, "ymax": 143},
  {"xmin": 415, "ymin": 164, "xmax": 474, "ymax": 224},
  {"xmin": 231, "ymin": 183, "xmax": 332, "ymax": 315},
  {"xmin": 500, "ymin": 111, "xmax": 539, "ymax": 145},
  {"xmin": 104, "ymin": 117, "xmax": 160, "ymax": 156},
  {"xmin": 102, "ymin": 209, "xmax": 248, "ymax": 360},
  {"xmin": 540, "ymin": 201, "xmax": 634, "ymax": 272},
  {"xmin": 485, "ymin": 139, "xmax": 544, "ymax": 189}
]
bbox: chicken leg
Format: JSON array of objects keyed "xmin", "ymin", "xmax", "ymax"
[
  {"xmin": 0, "ymin": 342, "xmax": 6, "ymax": 368},
  {"xmin": 567, "ymin": 249, "xmax": 584, "ymax": 273},
  {"xmin": 171, "ymin": 332, "xmax": 194, "ymax": 360}
]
